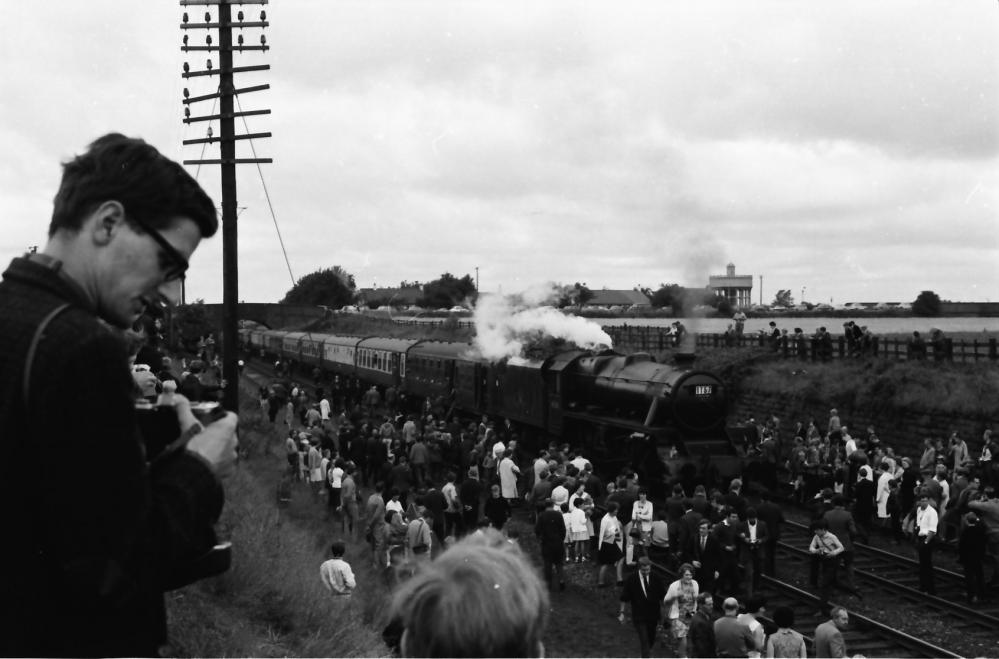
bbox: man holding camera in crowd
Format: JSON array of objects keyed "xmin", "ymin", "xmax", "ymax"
[{"xmin": 0, "ymin": 134, "xmax": 239, "ymax": 656}]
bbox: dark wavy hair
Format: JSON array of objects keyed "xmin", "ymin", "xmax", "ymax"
[{"xmin": 50, "ymin": 133, "xmax": 217, "ymax": 238}]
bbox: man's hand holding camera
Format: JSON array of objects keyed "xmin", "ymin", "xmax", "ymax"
[{"xmin": 172, "ymin": 394, "xmax": 239, "ymax": 474}]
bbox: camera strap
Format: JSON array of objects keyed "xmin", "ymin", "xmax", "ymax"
[{"xmin": 22, "ymin": 303, "xmax": 70, "ymax": 411}]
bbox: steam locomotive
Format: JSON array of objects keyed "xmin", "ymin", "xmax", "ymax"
[{"xmin": 239, "ymin": 326, "xmax": 732, "ymax": 479}]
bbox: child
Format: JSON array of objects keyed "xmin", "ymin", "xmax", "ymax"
[
  {"xmin": 320, "ymin": 541, "xmax": 356, "ymax": 596},
  {"xmin": 569, "ymin": 497, "xmax": 589, "ymax": 562},
  {"xmin": 561, "ymin": 502, "xmax": 574, "ymax": 561}
]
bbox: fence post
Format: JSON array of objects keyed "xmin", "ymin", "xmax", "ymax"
[{"xmin": 990, "ymin": 338, "xmax": 998, "ymax": 361}]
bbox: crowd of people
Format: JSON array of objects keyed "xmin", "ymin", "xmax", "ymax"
[
  {"xmin": 746, "ymin": 409, "xmax": 999, "ymax": 604},
  {"xmin": 719, "ymin": 318, "xmax": 953, "ymax": 362},
  {"xmin": 140, "ymin": 338, "xmax": 999, "ymax": 658},
  {"xmin": 259, "ymin": 372, "xmax": 999, "ymax": 656},
  {"xmin": 247, "ymin": 377, "xmax": 809, "ymax": 653}
]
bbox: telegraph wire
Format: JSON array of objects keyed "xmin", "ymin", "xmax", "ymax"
[{"xmin": 234, "ymin": 93, "xmax": 296, "ymax": 287}]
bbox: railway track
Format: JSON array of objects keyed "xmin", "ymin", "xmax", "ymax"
[
  {"xmin": 646, "ymin": 558, "xmax": 961, "ymax": 658},
  {"xmin": 777, "ymin": 519, "xmax": 999, "ymax": 636}
]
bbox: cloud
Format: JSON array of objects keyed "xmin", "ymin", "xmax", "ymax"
[{"xmin": 1, "ymin": 0, "xmax": 996, "ymax": 307}]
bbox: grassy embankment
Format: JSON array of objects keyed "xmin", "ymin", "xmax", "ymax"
[
  {"xmin": 164, "ymin": 381, "xmax": 391, "ymax": 658},
  {"xmin": 695, "ymin": 345, "xmax": 999, "ymax": 418}
]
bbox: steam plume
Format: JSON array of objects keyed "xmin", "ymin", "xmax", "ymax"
[{"xmin": 472, "ymin": 283, "xmax": 613, "ymax": 363}]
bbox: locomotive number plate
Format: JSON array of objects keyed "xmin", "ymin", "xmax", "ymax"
[{"xmin": 694, "ymin": 385, "xmax": 713, "ymax": 396}]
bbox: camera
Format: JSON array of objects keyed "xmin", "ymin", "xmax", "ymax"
[
  {"xmin": 135, "ymin": 400, "xmax": 224, "ymax": 461},
  {"xmin": 134, "ymin": 400, "xmax": 233, "ymax": 589},
  {"xmin": 135, "ymin": 401, "xmax": 181, "ymax": 461}
]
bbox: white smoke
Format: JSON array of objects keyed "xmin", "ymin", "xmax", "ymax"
[
  {"xmin": 471, "ymin": 283, "xmax": 613, "ymax": 363},
  {"xmin": 662, "ymin": 227, "xmax": 730, "ymax": 353}
]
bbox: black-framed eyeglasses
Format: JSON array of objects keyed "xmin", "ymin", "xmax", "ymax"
[{"xmin": 128, "ymin": 215, "xmax": 189, "ymax": 282}]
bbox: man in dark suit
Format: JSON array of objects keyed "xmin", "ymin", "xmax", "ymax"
[
  {"xmin": 755, "ymin": 490, "xmax": 785, "ymax": 576},
  {"xmin": 686, "ymin": 518, "xmax": 721, "ymax": 597},
  {"xmin": 737, "ymin": 507, "xmax": 769, "ymax": 598},
  {"xmin": 713, "ymin": 508, "xmax": 742, "ymax": 600},
  {"xmin": 535, "ymin": 498, "xmax": 567, "ymax": 592},
  {"xmin": 618, "ymin": 556, "xmax": 666, "ymax": 658},
  {"xmin": 666, "ymin": 484, "xmax": 688, "ymax": 521},
  {"xmin": 724, "ymin": 478, "xmax": 748, "ymax": 519},
  {"xmin": 420, "ymin": 485, "xmax": 448, "ymax": 546},
  {"xmin": 690, "ymin": 484, "xmax": 712, "ymax": 518},
  {"xmin": 822, "ymin": 495, "xmax": 862, "ymax": 597},
  {"xmin": 677, "ymin": 500, "xmax": 704, "ymax": 552},
  {"xmin": 458, "ymin": 467, "xmax": 483, "ymax": 532}
]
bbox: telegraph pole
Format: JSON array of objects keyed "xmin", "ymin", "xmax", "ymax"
[{"xmin": 180, "ymin": 0, "xmax": 271, "ymax": 412}]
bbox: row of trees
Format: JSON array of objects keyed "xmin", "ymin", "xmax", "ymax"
[
  {"xmin": 279, "ymin": 267, "xmax": 478, "ymax": 311},
  {"xmin": 275, "ymin": 266, "xmax": 947, "ymax": 318},
  {"xmin": 277, "ymin": 267, "xmax": 738, "ymax": 316}
]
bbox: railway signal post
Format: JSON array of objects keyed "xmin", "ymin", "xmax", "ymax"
[{"xmin": 180, "ymin": 0, "xmax": 272, "ymax": 411}]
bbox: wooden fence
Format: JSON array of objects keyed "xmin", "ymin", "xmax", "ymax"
[
  {"xmin": 693, "ymin": 332, "xmax": 997, "ymax": 363},
  {"xmin": 386, "ymin": 321, "xmax": 999, "ymax": 364},
  {"xmin": 601, "ymin": 325, "xmax": 677, "ymax": 353},
  {"xmin": 601, "ymin": 325, "xmax": 999, "ymax": 363}
]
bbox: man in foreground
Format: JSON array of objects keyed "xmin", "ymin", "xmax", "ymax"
[
  {"xmin": 0, "ymin": 133, "xmax": 238, "ymax": 656},
  {"xmin": 814, "ymin": 606, "xmax": 850, "ymax": 658},
  {"xmin": 390, "ymin": 528, "xmax": 548, "ymax": 657},
  {"xmin": 618, "ymin": 555, "xmax": 667, "ymax": 658}
]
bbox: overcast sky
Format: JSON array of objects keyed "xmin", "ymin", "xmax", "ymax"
[{"xmin": 2, "ymin": 1, "xmax": 997, "ymax": 306}]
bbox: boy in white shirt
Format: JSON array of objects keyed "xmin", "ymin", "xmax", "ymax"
[{"xmin": 320, "ymin": 541, "xmax": 356, "ymax": 596}]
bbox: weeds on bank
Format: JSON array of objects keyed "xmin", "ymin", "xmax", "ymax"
[
  {"xmin": 165, "ymin": 386, "xmax": 392, "ymax": 658},
  {"xmin": 737, "ymin": 355, "xmax": 999, "ymax": 417}
]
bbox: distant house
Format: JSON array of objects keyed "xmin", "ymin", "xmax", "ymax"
[
  {"xmin": 356, "ymin": 286, "xmax": 423, "ymax": 308},
  {"xmin": 583, "ymin": 289, "xmax": 652, "ymax": 310}
]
